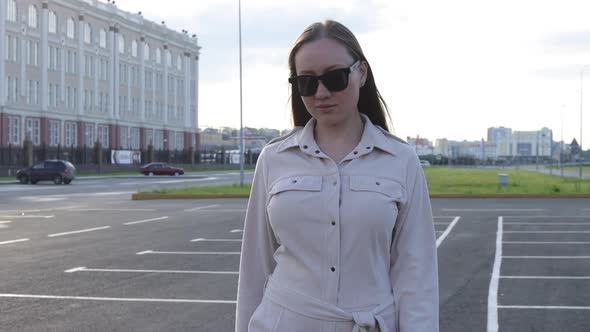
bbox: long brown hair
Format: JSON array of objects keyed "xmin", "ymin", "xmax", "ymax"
[{"xmin": 288, "ymin": 20, "xmax": 391, "ymax": 131}]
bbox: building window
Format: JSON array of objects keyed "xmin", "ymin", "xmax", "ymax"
[
  {"xmin": 28, "ymin": 5, "xmax": 38, "ymax": 28},
  {"xmin": 156, "ymin": 48, "xmax": 161, "ymax": 64},
  {"xmin": 120, "ymin": 126, "xmax": 129, "ymax": 149},
  {"xmin": 49, "ymin": 120, "xmax": 60, "ymax": 146},
  {"xmin": 85, "ymin": 124, "xmax": 95, "ymax": 146},
  {"xmin": 65, "ymin": 122, "xmax": 78, "ymax": 147},
  {"xmin": 99, "ymin": 29, "xmax": 107, "ymax": 48},
  {"xmin": 26, "ymin": 40, "xmax": 39, "ymax": 66},
  {"xmin": 130, "ymin": 127, "xmax": 140, "ymax": 149},
  {"xmin": 166, "ymin": 51, "xmax": 171, "ymax": 67},
  {"xmin": 66, "ymin": 86, "xmax": 72, "ymax": 109},
  {"xmin": 49, "ymin": 11, "xmax": 57, "ymax": 33},
  {"xmin": 154, "ymin": 130, "xmax": 164, "ymax": 150},
  {"xmin": 98, "ymin": 125, "xmax": 109, "ymax": 148},
  {"xmin": 48, "ymin": 45, "xmax": 60, "ymax": 70},
  {"xmin": 5, "ymin": 35, "xmax": 19, "ymax": 62},
  {"xmin": 67, "ymin": 50, "xmax": 77, "ymax": 74},
  {"xmin": 49, "ymin": 84, "xmax": 55, "ymax": 108},
  {"xmin": 84, "ymin": 23, "xmax": 92, "ymax": 44},
  {"xmin": 8, "ymin": 117, "xmax": 20, "ymax": 145},
  {"xmin": 177, "ymin": 55, "xmax": 182, "ymax": 71},
  {"xmin": 85, "ymin": 55, "xmax": 94, "ymax": 77},
  {"xmin": 67, "ymin": 18, "xmax": 75, "ymax": 39},
  {"xmin": 131, "ymin": 40, "xmax": 138, "ymax": 57},
  {"xmin": 7, "ymin": 0, "xmax": 16, "ymax": 22},
  {"xmin": 144, "ymin": 43, "xmax": 150, "ymax": 61},
  {"xmin": 25, "ymin": 118, "xmax": 41, "ymax": 145},
  {"xmin": 118, "ymin": 35, "xmax": 125, "ymax": 54}
]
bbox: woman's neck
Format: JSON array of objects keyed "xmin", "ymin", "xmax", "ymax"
[{"xmin": 314, "ymin": 113, "xmax": 364, "ymax": 162}]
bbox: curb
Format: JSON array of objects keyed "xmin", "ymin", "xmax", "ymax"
[
  {"xmin": 132, "ymin": 193, "xmax": 249, "ymax": 200},
  {"xmin": 132, "ymin": 193, "xmax": 590, "ymax": 200},
  {"xmin": 430, "ymin": 194, "xmax": 590, "ymax": 198}
]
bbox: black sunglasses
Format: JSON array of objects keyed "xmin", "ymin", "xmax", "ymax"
[{"xmin": 288, "ymin": 60, "xmax": 360, "ymax": 97}]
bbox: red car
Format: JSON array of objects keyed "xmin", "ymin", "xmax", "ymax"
[{"xmin": 140, "ymin": 163, "xmax": 184, "ymax": 176}]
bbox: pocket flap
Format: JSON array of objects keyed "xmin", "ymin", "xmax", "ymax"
[
  {"xmin": 350, "ymin": 176, "xmax": 403, "ymax": 200},
  {"xmin": 269, "ymin": 176, "xmax": 322, "ymax": 195}
]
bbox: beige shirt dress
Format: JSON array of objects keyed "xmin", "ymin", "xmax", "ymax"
[{"xmin": 235, "ymin": 114, "xmax": 439, "ymax": 332}]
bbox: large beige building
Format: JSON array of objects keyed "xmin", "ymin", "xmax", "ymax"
[{"xmin": 0, "ymin": 0, "xmax": 200, "ymax": 151}]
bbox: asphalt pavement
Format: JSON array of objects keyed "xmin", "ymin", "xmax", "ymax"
[{"xmin": 0, "ymin": 176, "xmax": 589, "ymax": 331}]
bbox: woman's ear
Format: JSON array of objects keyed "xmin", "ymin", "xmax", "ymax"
[{"xmin": 360, "ymin": 61, "xmax": 368, "ymax": 87}]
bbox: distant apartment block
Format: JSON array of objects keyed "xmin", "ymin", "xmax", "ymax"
[{"xmin": 0, "ymin": 0, "xmax": 200, "ymax": 151}]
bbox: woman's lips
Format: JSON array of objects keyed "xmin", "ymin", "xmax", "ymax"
[{"xmin": 316, "ymin": 104, "xmax": 336, "ymax": 111}]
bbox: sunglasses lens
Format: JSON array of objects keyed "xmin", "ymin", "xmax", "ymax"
[
  {"xmin": 296, "ymin": 76, "xmax": 318, "ymax": 97},
  {"xmin": 322, "ymin": 70, "xmax": 349, "ymax": 92}
]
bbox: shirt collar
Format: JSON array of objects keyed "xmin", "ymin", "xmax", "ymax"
[{"xmin": 276, "ymin": 113, "xmax": 398, "ymax": 157}]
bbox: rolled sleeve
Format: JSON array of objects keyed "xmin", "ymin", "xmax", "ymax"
[
  {"xmin": 389, "ymin": 154, "xmax": 439, "ymax": 332},
  {"xmin": 235, "ymin": 150, "xmax": 279, "ymax": 332}
]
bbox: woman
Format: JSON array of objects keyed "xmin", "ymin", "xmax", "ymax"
[{"xmin": 236, "ymin": 20, "xmax": 438, "ymax": 332}]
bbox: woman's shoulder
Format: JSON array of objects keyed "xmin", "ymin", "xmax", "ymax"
[
  {"xmin": 373, "ymin": 125, "xmax": 419, "ymax": 161},
  {"xmin": 261, "ymin": 127, "xmax": 304, "ymax": 154}
]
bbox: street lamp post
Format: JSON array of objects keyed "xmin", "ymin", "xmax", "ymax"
[
  {"xmin": 238, "ymin": 0, "xmax": 244, "ymax": 187},
  {"xmin": 579, "ymin": 65, "xmax": 590, "ymax": 179}
]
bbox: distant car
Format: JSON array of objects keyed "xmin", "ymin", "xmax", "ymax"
[
  {"xmin": 141, "ymin": 163, "xmax": 184, "ymax": 176},
  {"xmin": 420, "ymin": 160, "xmax": 431, "ymax": 167},
  {"xmin": 16, "ymin": 160, "xmax": 76, "ymax": 185}
]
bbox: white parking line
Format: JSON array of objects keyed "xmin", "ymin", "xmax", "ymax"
[
  {"xmin": 503, "ymin": 256, "xmax": 590, "ymax": 259},
  {"xmin": 500, "ymin": 276, "xmax": 590, "ymax": 280},
  {"xmin": 504, "ymin": 231, "xmax": 590, "ymax": 233},
  {"xmin": 503, "ymin": 222, "xmax": 590, "ymax": 225},
  {"xmin": 0, "ymin": 238, "xmax": 29, "ymax": 245},
  {"xmin": 498, "ymin": 305, "xmax": 590, "ymax": 310},
  {"xmin": 487, "ymin": 216, "xmax": 503, "ymax": 332},
  {"xmin": 434, "ymin": 222, "xmax": 450, "ymax": 225},
  {"xmin": 67, "ymin": 208, "xmax": 156, "ymax": 212},
  {"xmin": 64, "ymin": 266, "xmax": 238, "ymax": 275},
  {"xmin": 123, "ymin": 216, "xmax": 168, "ymax": 225},
  {"xmin": 136, "ymin": 250, "xmax": 240, "ymax": 255},
  {"xmin": 184, "ymin": 204, "xmax": 220, "ymax": 212},
  {"xmin": 190, "ymin": 238, "xmax": 242, "ymax": 242},
  {"xmin": 230, "ymin": 229, "xmax": 243, "ymax": 233},
  {"xmin": 0, "ymin": 221, "xmax": 12, "ymax": 224},
  {"xmin": 48, "ymin": 226, "xmax": 111, "ymax": 238},
  {"xmin": 0, "ymin": 293, "xmax": 236, "ymax": 304},
  {"xmin": 443, "ymin": 209, "xmax": 544, "ymax": 212},
  {"xmin": 503, "ymin": 241, "xmax": 590, "ymax": 244},
  {"xmin": 0, "ymin": 215, "xmax": 54, "ymax": 219},
  {"xmin": 436, "ymin": 216, "xmax": 460, "ymax": 248},
  {"xmin": 503, "ymin": 216, "xmax": 590, "ymax": 219}
]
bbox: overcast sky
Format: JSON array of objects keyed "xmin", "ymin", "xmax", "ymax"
[{"xmin": 117, "ymin": 0, "xmax": 590, "ymax": 144}]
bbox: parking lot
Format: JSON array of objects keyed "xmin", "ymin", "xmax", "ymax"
[{"xmin": 0, "ymin": 188, "xmax": 589, "ymax": 331}]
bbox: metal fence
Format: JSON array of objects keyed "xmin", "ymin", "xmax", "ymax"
[{"xmin": 0, "ymin": 144, "xmax": 260, "ymax": 168}]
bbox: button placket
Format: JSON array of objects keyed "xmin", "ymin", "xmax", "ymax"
[{"xmin": 327, "ymin": 170, "xmax": 342, "ymax": 303}]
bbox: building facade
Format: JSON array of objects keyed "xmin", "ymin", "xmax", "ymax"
[
  {"xmin": 487, "ymin": 126, "xmax": 552, "ymax": 159},
  {"xmin": 0, "ymin": 0, "xmax": 200, "ymax": 151}
]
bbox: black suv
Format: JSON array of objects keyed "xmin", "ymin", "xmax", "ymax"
[{"xmin": 16, "ymin": 160, "xmax": 76, "ymax": 185}]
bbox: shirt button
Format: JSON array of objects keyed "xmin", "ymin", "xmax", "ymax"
[
  {"xmin": 315, "ymin": 150, "xmax": 320, "ymax": 154},
  {"xmin": 331, "ymin": 267, "xmax": 335, "ymax": 272},
  {"xmin": 303, "ymin": 145, "xmax": 308, "ymax": 149},
  {"xmin": 366, "ymin": 146, "xmax": 371, "ymax": 150},
  {"xmin": 353, "ymin": 151, "xmax": 358, "ymax": 155},
  {"xmin": 331, "ymin": 221, "xmax": 336, "ymax": 226},
  {"xmin": 292, "ymin": 180, "xmax": 297, "ymax": 183},
  {"xmin": 332, "ymin": 181, "xmax": 337, "ymax": 186},
  {"xmin": 376, "ymin": 182, "xmax": 380, "ymax": 186}
]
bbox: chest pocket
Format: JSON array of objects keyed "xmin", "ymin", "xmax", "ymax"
[
  {"xmin": 269, "ymin": 175, "xmax": 322, "ymax": 196},
  {"xmin": 349, "ymin": 176, "xmax": 404, "ymax": 202}
]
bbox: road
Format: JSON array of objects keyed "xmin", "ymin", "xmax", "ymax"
[{"xmin": 0, "ymin": 174, "xmax": 589, "ymax": 331}]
